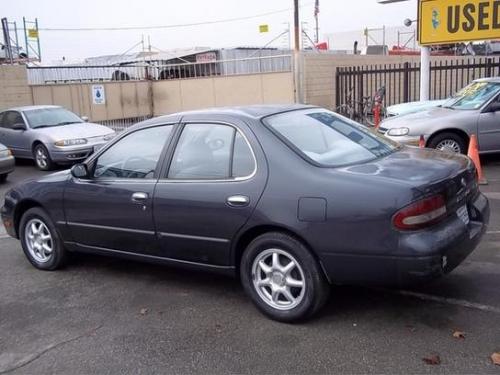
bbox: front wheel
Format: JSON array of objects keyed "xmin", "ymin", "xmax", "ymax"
[
  {"xmin": 428, "ymin": 133, "xmax": 467, "ymax": 154},
  {"xmin": 19, "ymin": 207, "xmax": 67, "ymax": 270},
  {"xmin": 240, "ymin": 232, "xmax": 330, "ymax": 322},
  {"xmin": 33, "ymin": 144, "xmax": 55, "ymax": 171}
]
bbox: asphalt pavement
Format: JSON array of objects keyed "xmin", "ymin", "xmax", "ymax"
[{"xmin": 1, "ymin": 157, "xmax": 499, "ymax": 374}]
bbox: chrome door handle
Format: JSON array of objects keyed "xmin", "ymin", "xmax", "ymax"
[
  {"xmin": 131, "ymin": 192, "xmax": 149, "ymax": 203},
  {"xmin": 227, "ymin": 195, "xmax": 250, "ymax": 207}
]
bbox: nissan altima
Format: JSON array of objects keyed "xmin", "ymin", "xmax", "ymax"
[{"xmin": 1, "ymin": 105, "xmax": 489, "ymax": 322}]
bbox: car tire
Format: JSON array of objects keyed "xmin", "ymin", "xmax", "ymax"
[
  {"xmin": 428, "ymin": 133, "xmax": 467, "ymax": 154},
  {"xmin": 0, "ymin": 174, "xmax": 7, "ymax": 183},
  {"xmin": 240, "ymin": 232, "xmax": 330, "ymax": 322},
  {"xmin": 33, "ymin": 143, "xmax": 55, "ymax": 171},
  {"xmin": 19, "ymin": 207, "xmax": 67, "ymax": 271}
]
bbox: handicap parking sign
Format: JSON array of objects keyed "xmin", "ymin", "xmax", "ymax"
[{"xmin": 92, "ymin": 85, "xmax": 106, "ymax": 105}]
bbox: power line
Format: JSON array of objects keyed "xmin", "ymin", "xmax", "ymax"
[{"xmin": 38, "ymin": 4, "xmax": 314, "ymax": 32}]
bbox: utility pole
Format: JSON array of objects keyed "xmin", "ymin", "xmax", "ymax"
[
  {"xmin": 314, "ymin": 0, "xmax": 319, "ymax": 44},
  {"xmin": 293, "ymin": 0, "xmax": 301, "ymax": 103},
  {"xmin": 293, "ymin": 0, "xmax": 300, "ymax": 52}
]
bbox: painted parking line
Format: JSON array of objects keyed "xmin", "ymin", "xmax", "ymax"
[
  {"xmin": 487, "ymin": 230, "xmax": 500, "ymax": 235},
  {"xmin": 0, "ymin": 235, "xmax": 11, "ymax": 239},
  {"xmin": 392, "ymin": 290, "xmax": 500, "ymax": 314}
]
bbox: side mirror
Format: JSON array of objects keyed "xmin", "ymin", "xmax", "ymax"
[
  {"xmin": 71, "ymin": 163, "xmax": 89, "ymax": 179},
  {"xmin": 12, "ymin": 123, "xmax": 26, "ymax": 131},
  {"xmin": 81, "ymin": 116, "xmax": 89, "ymax": 122},
  {"xmin": 488, "ymin": 102, "xmax": 500, "ymax": 113}
]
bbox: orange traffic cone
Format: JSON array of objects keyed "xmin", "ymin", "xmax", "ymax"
[
  {"xmin": 419, "ymin": 135, "xmax": 425, "ymax": 148},
  {"xmin": 468, "ymin": 134, "xmax": 487, "ymax": 185}
]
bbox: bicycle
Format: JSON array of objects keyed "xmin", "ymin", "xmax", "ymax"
[{"xmin": 336, "ymin": 86, "xmax": 386, "ymax": 127}]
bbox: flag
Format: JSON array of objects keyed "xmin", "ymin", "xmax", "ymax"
[{"xmin": 314, "ymin": 0, "xmax": 319, "ymax": 17}]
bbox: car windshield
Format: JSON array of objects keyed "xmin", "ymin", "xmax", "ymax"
[
  {"xmin": 442, "ymin": 81, "xmax": 500, "ymax": 110},
  {"xmin": 264, "ymin": 109, "xmax": 399, "ymax": 167},
  {"xmin": 24, "ymin": 107, "xmax": 83, "ymax": 129}
]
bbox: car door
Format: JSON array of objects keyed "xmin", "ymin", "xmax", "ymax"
[
  {"xmin": 0, "ymin": 110, "xmax": 31, "ymax": 157},
  {"xmin": 478, "ymin": 95, "xmax": 500, "ymax": 152},
  {"xmin": 153, "ymin": 117, "xmax": 267, "ymax": 266},
  {"xmin": 64, "ymin": 123, "xmax": 175, "ymax": 255}
]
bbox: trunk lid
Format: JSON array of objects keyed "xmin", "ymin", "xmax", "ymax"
[{"xmin": 340, "ymin": 146, "xmax": 478, "ymax": 210}]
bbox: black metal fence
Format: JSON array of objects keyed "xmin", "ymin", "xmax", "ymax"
[{"xmin": 335, "ymin": 57, "xmax": 500, "ymax": 110}]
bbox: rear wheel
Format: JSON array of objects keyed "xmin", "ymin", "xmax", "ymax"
[
  {"xmin": 33, "ymin": 144, "xmax": 55, "ymax": 171},
  {"xmin": 19, "ymin": 207, "xmax": 67, "ymax": 270},
  {"xmin": 428, "ymin": 132, "xmax": 467, "ymax": 154},
  {"xmin": 240, "ymin": 232, "xmax": 330, "ymax": 322}
]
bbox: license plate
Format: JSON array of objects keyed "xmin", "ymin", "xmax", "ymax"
[{"xmin": 457, "ymin": 205, "xmax": 470, "ymax": 225}]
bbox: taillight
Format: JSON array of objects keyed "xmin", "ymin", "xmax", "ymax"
[{"xmin": 393, "ymin": 195, "xmax": 447, "ymax": 230}]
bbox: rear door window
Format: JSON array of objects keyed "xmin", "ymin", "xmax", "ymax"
[{"xmin": 168, "ymin": 123, "xmax": 256, "ymax": 180}]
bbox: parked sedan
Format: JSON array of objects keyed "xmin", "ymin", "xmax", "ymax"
[
  {"xmin": 1, "ymin": 105, "xmax": 489, "ymax": 322},
  {"xmin": 0, "ymin": 105, "xmax": 115, "ymax": 170},
  {"xmin": 381, "ymin": 78, "xmax": 500, "ymax": 154},
  {"xmin": 0, "ymin": 143, "xmax": 15, "ymax": 182}
]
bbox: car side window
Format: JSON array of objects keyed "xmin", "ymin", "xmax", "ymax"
[
  {"xmin": 2, "ymin": 111, "xmax": 25, "ymax": 129},
  {"xmin": 168, "ymin": 123, "xmax": 255, "ymax": 180},
  {"xmin": 232, "ymin": 131, "xmax": 255, "ymax": 177},
  {"xmin": 93, "ymin": 125, "xmax": 173, "ymax": 179}
]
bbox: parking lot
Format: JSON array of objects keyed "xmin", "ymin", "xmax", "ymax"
[{"xmin": 1, "ymin": 157, "xmax": 500, "ymax": 374}]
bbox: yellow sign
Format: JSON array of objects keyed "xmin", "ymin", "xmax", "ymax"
[
  {"xmin": 419, "ymin": 0, "xmax": 500, "ymax": 45},
  {"xmin": 28, "ymin": 28, "xmax": 38, "ymax": 39},
  {"xmin": 259, "ymin": 24, "xmax": 269, "ymax": 33}
]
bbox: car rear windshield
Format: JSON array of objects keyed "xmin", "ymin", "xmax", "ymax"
[
  {"xmin": 264, "ymin": 109, "xmax": 398, "ymax": 167},
  {"xmin": 24, "ymin": 107, "xmax": 83, "ymax": 128}
]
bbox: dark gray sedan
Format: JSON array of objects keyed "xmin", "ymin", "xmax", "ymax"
[{"xmin": 1, "ymin": 105, "xmax": 489, "ymax": 322}]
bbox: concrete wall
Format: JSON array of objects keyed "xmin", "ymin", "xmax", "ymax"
[
  {"xmin": 152, "ymin": 72, "xmax": 294, "ymax": 116},
  {"xmin": 28, "ymin": 71, "xmax": 294, "ymax": 121},
  {"xmin": 301, "ymin": 53, "xmax": 496, "ymax": 109},
  {"xmin": 31, "ymin": 81, "xmax": 152, "ymax": 122},
  {"xmin": 0, "ymin": 65, "xmax": 33, "ymax": 110}
]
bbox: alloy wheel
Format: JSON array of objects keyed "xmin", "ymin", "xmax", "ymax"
[
  {"xmin": 35, "ymin": 146, "xmax": 49, "ymax": 169},
  {"xmin": 24, "ymin": 218, "xmax": 53, "ymax": 263},
  {"xmin": 435, "ymin": 139, "xmax": 462, "ymax": 154},
  {"xmin": 251, "ymin": 248, "xmax": 306, "ymax": 311}
]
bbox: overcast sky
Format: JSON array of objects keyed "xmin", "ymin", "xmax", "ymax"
[{"xmin": 3, "ymin": 0, "xmax": 418, "ymax": 63}]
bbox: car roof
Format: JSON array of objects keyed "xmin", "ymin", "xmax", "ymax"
[
  {"xmin": 144, "ymin": 104, "xmax": 318, "ymax": 126},
  {"xmin": 474, "ymin": 77, "xmax": 500, "ymax": 83},
  {"xmin": 3, "ymin": 105, "xmax": 62, "ymax": 112}
]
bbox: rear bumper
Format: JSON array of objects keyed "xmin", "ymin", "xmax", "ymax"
[
  {"xmin": 0, "ymin": 156, "xmax": 15, "ymax": 175},
  {"xmin": 321, "ymin": 191, "xmax": 490, "ymax": 287}
]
